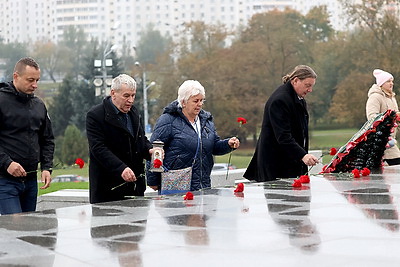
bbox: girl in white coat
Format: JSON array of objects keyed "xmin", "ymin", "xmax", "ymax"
[{"xmin": 366, "ymin": 69, "xmax": 400, "ymax": 165}]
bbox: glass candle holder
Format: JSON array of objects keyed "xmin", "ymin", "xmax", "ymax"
[{"xmin": 150, "ymin": 140, "xmax": 164, "ymax": 172}]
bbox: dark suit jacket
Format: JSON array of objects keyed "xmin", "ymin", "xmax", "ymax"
[
  {"xmin": 244, "ymin": 82, "xmax": 308, "ymax": 181},
  {"xmin": 86, "ymin": 97, "xmax": 152, "ymax": 203}
]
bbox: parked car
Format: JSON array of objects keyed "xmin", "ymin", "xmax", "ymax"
[
  {"xmin": 52, "ymin": 174, "xmax": 85, "ymax": 183},
  {"xmin": 212, "ymin": 163, "xmax": 237, "ymax": 172}
]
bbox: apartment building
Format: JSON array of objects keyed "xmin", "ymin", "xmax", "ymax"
[{"xmin": 1, "ymin": 0, "xmax": 347, "ymax": 48}]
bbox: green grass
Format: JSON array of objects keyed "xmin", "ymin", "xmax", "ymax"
[
  {"xmin": 38, "ymin": 182, "xmax": 89, "ymax": 196},
  {"xmin": 215, "ymin": 150, "xmax": 253, "ymax": 168},
  {"xmin": 37, "ymin": 166, "xmax": 89, "ymax": 196},
  {"xmin": 309, "ymin": 128, "xmax": 358, "ymax": 149}
]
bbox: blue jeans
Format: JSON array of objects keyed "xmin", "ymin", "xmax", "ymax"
[{"xmin": 0, "ymin": 176, "xmax": 38, "ymax": 215}]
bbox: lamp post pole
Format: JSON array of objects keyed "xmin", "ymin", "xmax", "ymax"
[
  {"xmin": 142, "ymin": 70, "xmax": 148, "ymax": 132},
  {"xmin": 93, "ymin": 22, "xmax": 120, "ymax": 96},
  {"xmin": 135, "ymin": 62, "xmax": 155, "ymax": 133},
  {"xmin": 102, "ymin": 44, "xmax": 112, "ymax": 93}
]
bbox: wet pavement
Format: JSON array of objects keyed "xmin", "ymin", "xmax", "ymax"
[{"xmin": 1, "ymin": 166, "xmax": 400, "ymax": 266}]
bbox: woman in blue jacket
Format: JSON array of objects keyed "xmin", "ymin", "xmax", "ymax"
[{"xmin": 147, "ymin": 80, "xmax": 240, "ymax": 192}]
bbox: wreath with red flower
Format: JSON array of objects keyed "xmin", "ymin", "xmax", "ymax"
[{"xmin": 323, "ymin": 110, "xmax": 397, "ymax": 173}]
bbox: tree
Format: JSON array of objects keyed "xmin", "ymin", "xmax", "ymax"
[
  {"xmin": 151, "ymin": 9, "xmax": 335, "ymax": 142},
  {"xmin": 0, "ymin": 42, "xmax": 28, "ymax": 80},
  {"xmin": 61, "ymin": 125, "xmax": 88, "ymax": 165},
  {"xmin": 328, "ymin": 71, "xmax": 372, "ymax": 127},
  {"xmin": 132, "ymin": 27, "xmax": 173, "ymax": 126},
  {"xmin": 340, "ymin": 0, "xmax": 400, "ymax": 71},
  {"xmin": 32, "ymin": 41, "xmax": 69, "ymax": 82},
  {"xmin": 135, "ymin": 24, "xmax": 172, "ymax": 65},
  {"xmin": 60, "ymin": 26, "xmax": 89, "ymax": 80},
  {"xmin": 48, "ymin": 75, "xmax": 75, "ymax": 137}
]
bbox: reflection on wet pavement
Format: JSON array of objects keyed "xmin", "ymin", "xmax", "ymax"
[{"xmin": 1, "ymin": 166, "xmax": 400, "ymax": 266}]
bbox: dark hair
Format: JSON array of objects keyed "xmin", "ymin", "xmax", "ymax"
[
  {"xmin": 14, "ymin": 57, "xmax": 40, "ymax": 74},
  {"xmin": 282, "ymin": 65, "xmax": 317, "ymax": 84}
]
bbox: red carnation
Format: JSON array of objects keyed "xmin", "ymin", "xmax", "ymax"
[
  {"xmin": 183, "ymin": 192, "xmax": 194, "ymax": 200},
  {"xmin": 299, "ymin": 175, "xmax": 310, "ymax": 183},
  {"xmin": 292, "ymin": 179, "xmax": 302, "ymax": 187},
  {"xmin": 234, "ymin": 183, "xmax": 244, "ymax": 192},
  {"xmin": 329, "ymin": 147, "xmax": 337, "ymax": 156},
  {"xmin": 75, "ymin": 158, "xmax": 85, "ymax": 169},
  {"xmin": 352, "ymin": 168, "xmax": 360, "ymax": 178},
  {"xmin": 153, "ymin": 158, "xmax": 162, "ymax": 168},
  {"xmin": 237, "ymin": 117, "xmax": 247, "ymax": 125},
  {"xmin": 361, "ymin": 167, "xmax": 371, "ymax": 176}
]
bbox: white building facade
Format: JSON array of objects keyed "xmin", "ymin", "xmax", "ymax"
[{"xmin": 1, "ymin": 0, "xmax": 348, "ymax": 48}]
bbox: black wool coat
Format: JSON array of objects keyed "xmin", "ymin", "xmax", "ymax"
[
  {"xmin": 244, "ymin": 82, "xmax": 309, "ymax": 181},
  {"xmin": 86, "ymin": 97, "xmax": 152, "ymax": 203}
]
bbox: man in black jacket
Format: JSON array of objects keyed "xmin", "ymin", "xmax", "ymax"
[
  {"xmin": 244, "ymin": 65, "xmax": 319, "ymax": 182},
  {"xmin": 86, "ymin": 74, "xmax": 157, "ymax": 204},
  {"xmin": 0, "ymin": 57, "xmax": 55, "ymax": 215}
]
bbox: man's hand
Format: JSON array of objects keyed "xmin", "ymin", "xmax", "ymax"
[
  {"xmin": 302, "ymin": 154, "xmax": 319, "ymax": 166},
  {"xmin": 40, "ymin": 170, "xmax": 52, "ymax": 189},
  {"xmin": 7, "ymin": 162, "xmax": 26, "ymax": 177},
  {"xmin": 121, "ymin": 167, "xmax": 137, "ymax": 182}
]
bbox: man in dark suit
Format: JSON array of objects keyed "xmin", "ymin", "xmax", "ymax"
[
  {"xmin": 244, "ymin": 65, "xmax": 319, "ymax": 182},
  {"xmin": 86, "ymin": 74, "xmax": 157, "ymax": 203}
]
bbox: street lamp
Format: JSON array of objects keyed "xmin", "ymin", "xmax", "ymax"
[
  {"xmin": 135, "ymin": 61, "xmax": 156, "ymax": 133},
  {"xmin": 93, "ymin": 44, "xmax": 118, "ymax": 97},
  {"xmin": 93, "ymin": 22, "xmax": 120, "ymax": 97}
]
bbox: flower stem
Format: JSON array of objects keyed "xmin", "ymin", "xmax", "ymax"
[
  {"xmin": 225, "ymin": 149, "xmax": 233, "ymax": 180},
  {"xmin": 111, "ymin": 181, "xmax": 137, "ymax": 191},
  {"xmin": 111, "ymin": 174, "xmax": 144, "ymax": 191},
  {"xmin": 26, "ymin": 163, "xmax": 61, "ymax": 174},
  {"xmin": 111, "ymin": 182, "xmax": 127, "ymax": 191}
]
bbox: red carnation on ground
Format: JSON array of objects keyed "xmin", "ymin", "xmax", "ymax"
[
  {"xmin": 352, "ymin": 168, "xmax": 360, "ymax": 178},
  {"xmin": 75, "ymin": 158, "xmax": 85, "ymax": 169},
  {"xmin": 299, "ymin": 175, "xmax": 310, "ymax": 183},
  {"xmin": 153, "ymin": 158, "xmax": 162, "ymax": 168},
  {"xmin": 361, "ymin": 167, "xmax": 371, "ymax": 176},
  {"xmin": 234, "ymin": 183, "xmax": 244, "ymax": 192},
  {"xmin": 292, "ymin": 179, "xmax": 302, "ymax": 187},
  {"xmin": 183, "ymin": 192, "xmax": 194, "ymax": 200}
]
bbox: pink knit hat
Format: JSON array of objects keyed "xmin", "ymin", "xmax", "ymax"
[{"xmin": 373, "ymin": 69, "xmax": 393, "ymax": 86}]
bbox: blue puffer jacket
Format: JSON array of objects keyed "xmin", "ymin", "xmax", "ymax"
[{"xmin": 146, "ymin": 100, "xmax": 232, "ymax": 191}]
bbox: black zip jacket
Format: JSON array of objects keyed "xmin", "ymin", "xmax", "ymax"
[{"xmin": 0, "ymin": 81, "xmax": 54, "ymax": 176}]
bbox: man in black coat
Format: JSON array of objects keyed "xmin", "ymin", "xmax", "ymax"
[
  {"xmin": 244, "ymin": 65, "xmax": 319, "ymax": 182},
  {"xmin": 86, "ymin": 74, "xmax": 157, "ymax": 204},
  {"xmin": 0, "ymin": 57, "xmax": 54, "ymax": 214}
]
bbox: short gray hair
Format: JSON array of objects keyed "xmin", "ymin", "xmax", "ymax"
[
  {"xmin": 111, "ymin": 74, "xmax": 136, "ymax": 90},
  {"xmin": 177, "ymin": 80, "xmax": 205, "ymax": 107}
]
